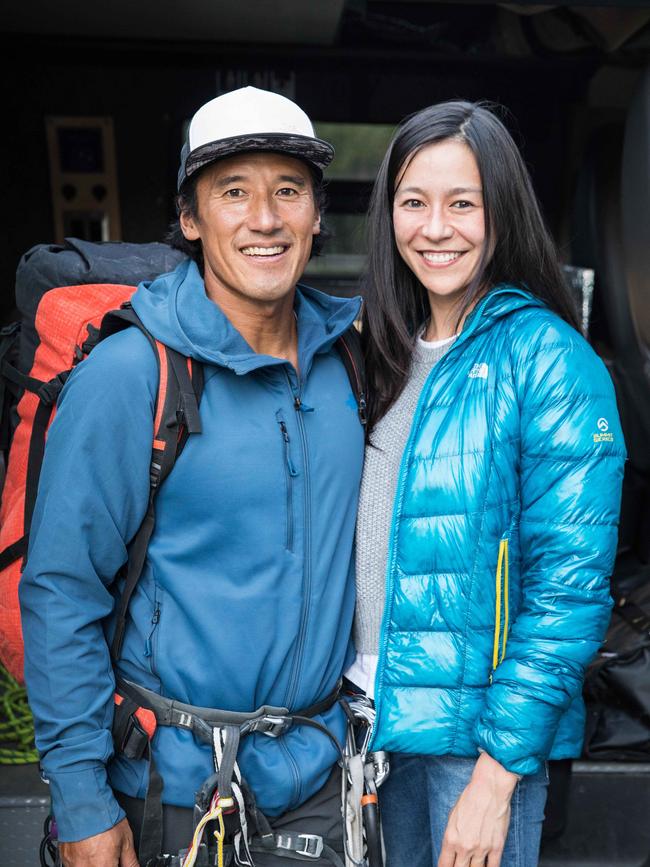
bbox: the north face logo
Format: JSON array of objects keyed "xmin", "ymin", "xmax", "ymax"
[{"xmin": 468, "ymin": 363, "xmax": 489, "ymax": 379}]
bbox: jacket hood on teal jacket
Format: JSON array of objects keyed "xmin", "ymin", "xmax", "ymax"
[
  {"xmin": 371, "ymin": 285, "xmax": 626, "ymax": 776},
  {"xmin": 21, "ymin": 260, "xmax": 365, "ymax": 841}
]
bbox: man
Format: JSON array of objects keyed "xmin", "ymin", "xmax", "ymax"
[{"xmin": 20, "ymin": 86, "xmax": 365, "ymax": 867}]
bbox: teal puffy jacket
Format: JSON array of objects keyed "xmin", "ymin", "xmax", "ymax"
[{"xmin": 370, "ymin": 286, "xmax": 626, "ymax": 775}]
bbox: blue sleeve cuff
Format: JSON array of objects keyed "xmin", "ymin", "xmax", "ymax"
[{"xmin": 47, "ymin": 764, "xmax": 125, "ymax": 842}]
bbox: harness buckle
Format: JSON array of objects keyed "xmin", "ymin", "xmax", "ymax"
[
  {"xmin": 246, "ymin": 714, "xmax": 291, "ymax": 738},
  {"xmin": 297, "ymin": 833, "xmax": 324, "ymax": 858},
  {"xmin": 120, "ymin": 715, "xmax": 151, "ymax": 760}
]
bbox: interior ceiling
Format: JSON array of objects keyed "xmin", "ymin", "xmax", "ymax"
[
  {"xmin": 0, "ymin": 0, "xmax": 346, "ymax": 44},
  {"xmin": 2, "ymin": 0, "xmax": 649, "ymax": 45}
]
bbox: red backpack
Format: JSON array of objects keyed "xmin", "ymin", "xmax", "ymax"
[{"xmin": 0, "ymin": 240, "xmax": 199, "ymax": 682}]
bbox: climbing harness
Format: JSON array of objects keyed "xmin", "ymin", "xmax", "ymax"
[
  {"xmin": 102, "ymin": 680, "xmax": 387, "ymax": 867},
  {"xmin": 113, "ymin": 678, "xmax": 346, "ymax": 866},
  {"xmin": 38, "ymin": 683, "xmax": 389, "ymax": 867}
]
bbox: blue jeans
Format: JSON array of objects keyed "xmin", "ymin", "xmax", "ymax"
[{"xmin": 379, "ymin": 754, "xmax": 549, "ymax": 867}]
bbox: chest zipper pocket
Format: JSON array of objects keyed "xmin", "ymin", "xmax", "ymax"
[
  {"xmin": 144, "ymin": 597, "xmax": 161, "ymax": 671},
  {"xmin": 277, "ymin": 414, "xmax": 298, "ymax": 551},
  {"xmin": 491, "ymin": 538, "xmax": 510, "ymax": 675}
]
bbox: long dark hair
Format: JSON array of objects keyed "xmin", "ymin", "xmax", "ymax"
[{"xmin": 361, "ymin": 100, "xmax": 579, "ymax": 433}]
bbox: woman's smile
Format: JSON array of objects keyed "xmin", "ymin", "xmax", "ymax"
[{"xmin": 418, "ymin": 249, "xmax": 467, "ymax": 267}]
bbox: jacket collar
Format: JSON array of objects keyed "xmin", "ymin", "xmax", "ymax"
[{"xmin": 132, "ymin": 259, "xmax": 361, "ymax": 375}]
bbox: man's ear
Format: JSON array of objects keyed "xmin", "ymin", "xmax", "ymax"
[
  {"xmin": 180, "ymin": 209, "xmax": 200, "ymax": 241},
  {"xmin": 313, "ymin": 211, "xmax": 321, "ymax": 236}
]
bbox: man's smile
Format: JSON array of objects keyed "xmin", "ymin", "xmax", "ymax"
[{"xmin": 240, "ymin": 244, "xmax": 289, "ymax": 258}]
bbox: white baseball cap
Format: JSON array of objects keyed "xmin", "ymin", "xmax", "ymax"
[{"xmin": 177, "ymin": 86, "xmax": 334, "ymax": 190}]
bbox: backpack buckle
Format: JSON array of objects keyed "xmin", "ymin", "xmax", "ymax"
[{"xmin": 37, "ymin": 372, "xmax": 70, "ymax": 406}]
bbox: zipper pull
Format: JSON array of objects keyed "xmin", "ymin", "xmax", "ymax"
[
  {"xmin": 294, "ymin": 396, "xmax": 314, "ymax": 412},
  {"xmin": 279, "ymin": 421, "xmax": 298, "ymax": 476},
  {"xmin": 144, "ymin": 607, "xmax": 160, "ymax": 658},
  {"xmin": 358, "ymin": 393, "xmax": 368, "ymax": 426}
]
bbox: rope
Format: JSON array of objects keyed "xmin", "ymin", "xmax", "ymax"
[{"xmin": 0, "ymin": 662, "xmax": 39, "ymax": 764}]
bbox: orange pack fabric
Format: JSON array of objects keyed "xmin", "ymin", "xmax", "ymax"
[{"xmin": 0, "ymin": 283, "xmax": 135, "ymax": 682}]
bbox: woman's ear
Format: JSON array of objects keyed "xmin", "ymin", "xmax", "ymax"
[{"xmin": 313, "ymin": 211, "xmax": 321, "ymax": 236}]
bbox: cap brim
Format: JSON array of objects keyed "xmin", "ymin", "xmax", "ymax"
[{"xmin": 180, "ymin": 133, "xmax": 335, "ymax": 189}]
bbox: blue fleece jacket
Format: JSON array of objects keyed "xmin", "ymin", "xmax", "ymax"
[{"xmin": 20, "ymin": 259, "xmax": 364, "ymax": 842}]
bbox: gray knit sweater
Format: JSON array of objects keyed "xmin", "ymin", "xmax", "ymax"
[{"xmin": 353, "ymin": 333, "xmax": 456, "ymax": 655}]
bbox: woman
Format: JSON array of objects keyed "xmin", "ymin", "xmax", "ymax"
[{"xmin": 347, "ymin": 101, "xmax": 626, "ymax": 867}]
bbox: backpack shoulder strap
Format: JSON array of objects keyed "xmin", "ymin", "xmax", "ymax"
[
  {"xmin": 335, "ymin": 325, "xmax": 367, "ymax": 427},
  {"xmin": 106, "ymin": 304, "xmax": 204, "ymax": 661}
]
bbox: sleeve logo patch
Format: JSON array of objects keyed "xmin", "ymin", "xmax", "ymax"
[{"xmin": 594, "ymin": 417, "xmax": 614, "ymax": 442}]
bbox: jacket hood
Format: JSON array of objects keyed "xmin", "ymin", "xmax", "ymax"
[
  {"xmin": 461, "ymin": 284, "xmax": 545, "ymax": 340},
  {"xmin": 131, "ymin": 258, "xmax": 361, "ymax": 374}
]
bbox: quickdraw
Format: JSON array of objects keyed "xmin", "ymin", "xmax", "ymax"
[{"xmin": 341, "ymin": 694, "xmax": 389, "ymax": 867}]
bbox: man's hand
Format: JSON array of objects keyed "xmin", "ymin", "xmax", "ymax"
[
  {"xmin": 59, "ymin": 818, "xmax": 139, "ymax": 867},
  {"xmin": 438, "ymin": 752, "xmax": 519, "ymax": 867}
]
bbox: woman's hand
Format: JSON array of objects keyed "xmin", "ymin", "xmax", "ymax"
[{"xmin": 438, "ymin": 752, "xmax": 519, "ymax": 867}]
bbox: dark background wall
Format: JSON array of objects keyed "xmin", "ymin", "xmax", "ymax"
[{"xmin": 0, "ymin": 1, "xmax": 645, "ymax": 320}]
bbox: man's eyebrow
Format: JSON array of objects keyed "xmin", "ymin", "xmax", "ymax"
[
  {"xmin": 278, "ymin": 175, "xmax": 307, "ymax": 187},
  {"xmin": 212, "ymin": 174, "xmax": 308, "ymax": 189},
  {"xmin": 213, "ymin": 174, "xmax": 247, "ymax": 188}
]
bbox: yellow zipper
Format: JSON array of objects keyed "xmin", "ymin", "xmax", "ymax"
[{"xmin": 492, "ymin": 538, "xmax": 509, "ymax": 670}]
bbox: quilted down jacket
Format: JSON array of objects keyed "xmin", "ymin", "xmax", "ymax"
[{"xmin": 370, "ymin": 285, "xmax": 626, "ymax": 776}]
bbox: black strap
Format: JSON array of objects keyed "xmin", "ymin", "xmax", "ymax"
[
  {"xmin": 1, "ymin": 359, "xmax": 45, "ymax": 398},
  {"xmin": 115, "ymin": 677, "xmax": 342, "ymax": 737},
  {"xmin": 111, "ymin": 494, "xmax": 156, "ymax": 660},
  {"xmin": 108, "ymin": 312, "xmax": 204, "ymax": 662},
  {"xmin": 216, "ymin": 724, "xmax": 241, "ymax": 802},
  {"xmin": 250, "ymin": 831, "xmax": 344, "ymax": 864},
  {"xmin": 23, "ymin": 400, "xmax": 56, "ymax": 545},
  {"xmin": 109, "ymin": 340, "xmax": 183, "ymax": 659},
  {"xmin": 113, "ymin": 696, "xmax": 146, "ymax": 758},
  {"xmin": 335, "ymin": 327, "xmax": 367, "ymax": 426},
  {"xmin": 166, "ymin": 349, "xmax": 202, "ymax": 435},
  {"xmin": 177, "ymin": 355, "xmax": 204, "ymax": 458},
  {"xmin": 111, "ymin": 694, "xmax": 163, "ymax": 865},
  {"xmin": 139, "ymin": 743, "xmax": 164, "ymax": 867},
  {"xmin": 0, "ymin": 534, "xmax": 28, "ymax": 572}
]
